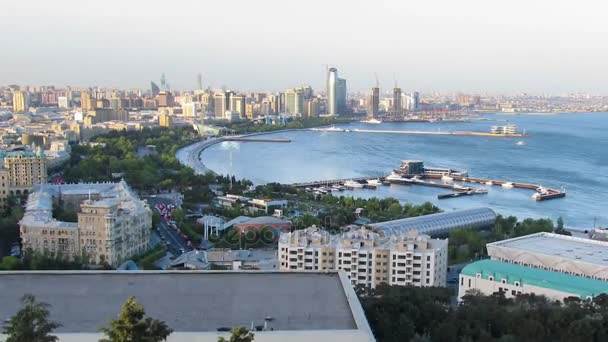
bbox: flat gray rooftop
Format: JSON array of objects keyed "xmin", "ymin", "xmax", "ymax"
[
  {"xmin": 0, "ymin": 272, "xmax": 356, "ymax": 333},
  {"xmin": 488, "ymin": 232, "xmax": 608, "ymax": 266}
]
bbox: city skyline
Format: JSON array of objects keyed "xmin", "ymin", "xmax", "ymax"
[{"xmin": 2, "ymin": 0, "xmax": 608, "ymax": 94}]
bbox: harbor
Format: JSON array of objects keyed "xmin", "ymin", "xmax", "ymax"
[{"xmin": 289, "ymin": 159, "xmax": 566, "ymax": 202}]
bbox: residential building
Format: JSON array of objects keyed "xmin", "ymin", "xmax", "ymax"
[
  {"xmin": 157, "ymin": 91, "xmax": 174, "ymax": 107},
  {"xmin": 19, "ymin": 181, "xmax": 152, "ymax": 266},
  {"xmin": 0, "ymin": 271, "xmax": 375, "ymax": 342},
  {"xmin": 279, "ymin": 227, "xmax": 448, "ymax": 289},
  {"xmin": 229, "ymin": 94, "xmax": 246, "ymax": 119},
  {"xmin": 159, "ymin": 112, "xmax": 172, "ymax": 127},
  {"xmin": 213, "ymin": 92, "xmax": 230, "ymax": 118},
  {"xmin": 12, "ymin": 90, "xmax": 28, "ymax": 113},
  {"xmin": 0, "ymin": 150, "xmax": 47, "ymax": 205},
  {"xmin": 392, "ymin": 87, "xmax": 402, "ymax": 115},
  {"xmin": 182, "ymin": 102, "xmax": 196, "ymax": 117}
]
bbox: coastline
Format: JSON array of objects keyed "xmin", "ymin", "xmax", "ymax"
[{"xmin": 176, "ymin": 129, "xmax": 304, "ymax": 176}]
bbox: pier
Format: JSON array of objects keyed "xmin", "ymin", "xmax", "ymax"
[
  {"xmin": 311, "ymin": 127, "xmax": 527, "ymax": 138},
  {"xmin": 222, "ymin": 137, "xmax": 291, "ymax": 143},
  {"xmin": 290, "ymin": 177, "xmax": 376, "ymax": 188},
  {"xmin": 422, "ymin": 174, "xmax": 565, "ymax": 201}
]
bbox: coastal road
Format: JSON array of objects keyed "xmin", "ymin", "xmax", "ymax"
[{"xmin": 146, "ymin": 197, "xmax": 192, "ymax": 256}]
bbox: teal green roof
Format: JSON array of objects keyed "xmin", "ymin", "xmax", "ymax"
[
  {"xmin": 0, "ymin": 151, "xmax": 45, "ymax": 158},
  {"xmin": 462, "ymin": 259, "xmax": 608, "ymax": 299}
]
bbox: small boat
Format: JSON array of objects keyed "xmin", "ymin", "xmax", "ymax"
[
  {"xmin": 441, "ymin": 175, "xmax": 454, "ymax": 183},
  {"xmin": 367, "ymin": 179, "xmax": 382, "ymax": 186},
  {"xmin": 344, "ymin": 180, "xmax": 364, "ymax": 188},
  {"xmin": 485, "ymin": 181, "xmax": 493, "ymax": 185},
  {"xmin": 360, "ymin": 118, "xmax": 382, "ymax": 124},
  {"xmin": 501, "ymin": 182, "xmax": 514, "ymax": 188},
  {"xmin": 516, "ymin": 140, "xmax": 526, "ymax": 146}
]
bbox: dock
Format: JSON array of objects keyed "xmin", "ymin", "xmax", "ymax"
[
  {"xmin": 422, "ymin": 174, "xmax": 565, "ymax": 201},
  {"xmin": 222, "ymin": 137, "xmax": 291, "ymax": 143},
  {"xmin": 290, "ymin": 177, "xmax": 376, "ymax": 188},
  {"xmin": 311, "ymin": 128, "xmax": 527, "ymax": 138}
]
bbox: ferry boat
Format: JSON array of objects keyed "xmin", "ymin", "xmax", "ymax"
[
  {"xmin": 360, "ymin": 118, "xmax": 382, "ymax": 124},
  {"xmin": 344, "ymin": 180, "xmax": 364, "ymax": 188},
  {"xmin": 491, "ymin": 125, "xmax": 518, "ymax": 135}
]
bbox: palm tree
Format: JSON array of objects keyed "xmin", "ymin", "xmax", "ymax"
[{"xmin": 218, "ymin": 327, "xmax": 255, "ymax": 342}]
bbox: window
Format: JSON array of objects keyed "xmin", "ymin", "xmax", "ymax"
[
  {"xmin": 468, "ymin": 279, "xmax": 471, "ymax": 287},
  {"xmin": 488, "ymin": 276, "xmax": 494, "ymax": 281},
  {"xmin": 501, "ymin": 279, "xmax": 506, "ymax": 284}
]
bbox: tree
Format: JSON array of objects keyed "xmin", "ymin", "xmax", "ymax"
[
  {"xmin": 3, "ymin": 294, "xmax": 61, "ymax": 342},
  {"xmin": 99, "ymin": 296, "xmax": 172, "ymax": 342},
  {"xmin": 218, "ymin": 327, "xmax": 255, "ymax": 342}
]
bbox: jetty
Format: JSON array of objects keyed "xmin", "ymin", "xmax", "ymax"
[{"xmin": 311, "ymin": 127, "xmax": 527, "ymax": 138}]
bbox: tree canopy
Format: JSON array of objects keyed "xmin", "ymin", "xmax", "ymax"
[
  {"xmin": 3, "ymin": 294, "xmax": 61, "ymax": 342},
  {"xmin": 218, "ymin": 327, "xmax": 255, "ymax": 342},
  {"xmin": 99, "ymin": 296, "xmax": 172, "ymax": 342}
]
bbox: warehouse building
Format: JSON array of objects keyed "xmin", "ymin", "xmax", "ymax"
[
  {"xmin": 370, "ymin": 207, "xmax": 497, "ymax": 237},
  {"xmin": 459, "ymin": 232, "xmax": 608, "ymax": 301},
  {"xmin": 0, "ymin": 271, "xmax": 375, "ymax": 342}
]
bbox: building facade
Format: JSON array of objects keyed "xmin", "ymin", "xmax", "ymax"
[
  {"xmin": 458, "ymin": 232, "xmax": 608, "ymax": 301},
  {"xmin": 19, "ymin": 181, "xmax": 152, "ymax": 266},
  {"xmin": 0, "ymin": 151, "xmax": 47, "ymax": 206},
  {"xmin": 279, "ymin": 227, "xmax": 448, "ymax": 289}
]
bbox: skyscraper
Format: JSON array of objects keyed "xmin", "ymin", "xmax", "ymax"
[
  {"xmin": 80, "ymin": 91, "xmax": 94, "ymax": 111},
  {"xmin": 393, "ymin": 87, "xmax": 402, "ymax": 115},
  {"xmin": 370, "ymin": 87, "xmax": 380, "ymax": 118},
  {"xmin": 197, "ymin": 73, "xmax": 203, "ymax": 90},
  {"xmin": 336, "ymin": 78, "xmax": 347, "ymax": 114},
  {"xmin": 213, "ymin": 92, "xmax": 230, "ymax": 118},
  {"xmin": 150, "ymin": 81, "xmax": 160, "ymax": 98},
  {"xmin": 12, "ymin": 91, "xmax": 28, "ymax": 113},
  {"xmin": 230, "ymin": 94, "xmax": 246, "ymax": 119},
  {"xmin": 285, "ymin": 88, "xmax": 304, "ymax": 116},
  {"xmin": 327, "ymin": 68, "xmax": 338, "ymax": 115}
]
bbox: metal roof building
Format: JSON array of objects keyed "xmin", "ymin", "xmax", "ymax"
[
  {"xmin": 487, "ymin": 232, "xmax": 608, "ymax": 281},
  {"xmin": 459, "ymin": 259, "xmax": 608, "ymax": 301},
  {"xmin": 370, "ymin": 207, "xmax": 497, "ymax": 237}
]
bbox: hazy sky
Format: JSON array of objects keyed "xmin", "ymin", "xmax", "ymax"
[{"xmin": 1, "ymin": 0, "xmax": 607, "ymax": 94}]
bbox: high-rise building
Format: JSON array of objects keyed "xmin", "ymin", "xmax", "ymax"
[
  {"xmin": 80, "ymin": 91, "xmax": 94, "ymax": 111},
  {"xmin": 150, "ymin": 81, "xmax": 160, "ymax": 98},
  {"xmin": 279, "ymin": 227, "xmax": 448, "ymax": 289},
  {"xmin": 393, "ymin": 87, "xmax": 402, "ymax": 115},
  {"xmin": 157, "ymin": 91, "xmax": 174, "ymax": 107},
  {"xmin": 370, "ymin": 87, "xmax": 380, "ymax": 117},
  {"xmin": 230, "ymin": 95, "xmax": 246, "ymax": 119},
  {"xmin": 182, "ymin": 102, "xmax": 197, "ymax": 117},
  {"xmin": 159, "ymin": 112, "xmax": 172, "ymax": 127},
  {"xmin": 58, "ymin": 96, "xmax": 69, "ymax": 109},
  {"xmin": 213, "ymin": 92, "xmax": 230, "ymax": 118},
  {"xmin": 285, "ymin": 88, "xmax": 304, "ymax": 116},
  {"xmin": 336, "ymin": 78, "xmax": 347, "ymax": 114},
  {"xmin": 12, "ymin": 91, "xmax": 28, "ymax": 113},
  {"xmin": 327, "ymin": 68, "xmax": 338, "ymax": 115}
]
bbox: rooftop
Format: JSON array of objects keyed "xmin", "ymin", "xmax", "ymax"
[
  {"xmin": 0, "ymin": 271, "xmax": 365, "ymax": 334},
  {"xmin": 462, "ymin": 259, "xmax": 608, "ymax": 298},
  {"xmin": 370, "ymin": 207, "xmax": 496, "ymax": 237},
  {"xmin": 487, "ymin": 232, "xmax": 608, "ymax": 267}
]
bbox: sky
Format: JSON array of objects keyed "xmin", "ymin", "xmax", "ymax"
[{"xmin": 1, "ymin": 0, "xmax": 608, "ymax": 94}]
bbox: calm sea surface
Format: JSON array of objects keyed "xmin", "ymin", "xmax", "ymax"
[{"xmin": 201, "ymin": 113, "xmax": 608, "ymax": 229}]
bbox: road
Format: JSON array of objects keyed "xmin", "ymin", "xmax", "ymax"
[{"xmin": 146, "ymin": 196, "xmax": 193, "ymax": 256}]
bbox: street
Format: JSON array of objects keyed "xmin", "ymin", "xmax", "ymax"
[{"xmin": 146, "ymin": 196, "xmax": 193, "ymax": 256}]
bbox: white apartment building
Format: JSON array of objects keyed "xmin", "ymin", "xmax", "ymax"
[{"xmin": 278, "ymin": 226, "xmax": 448, "ymax": 288}]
